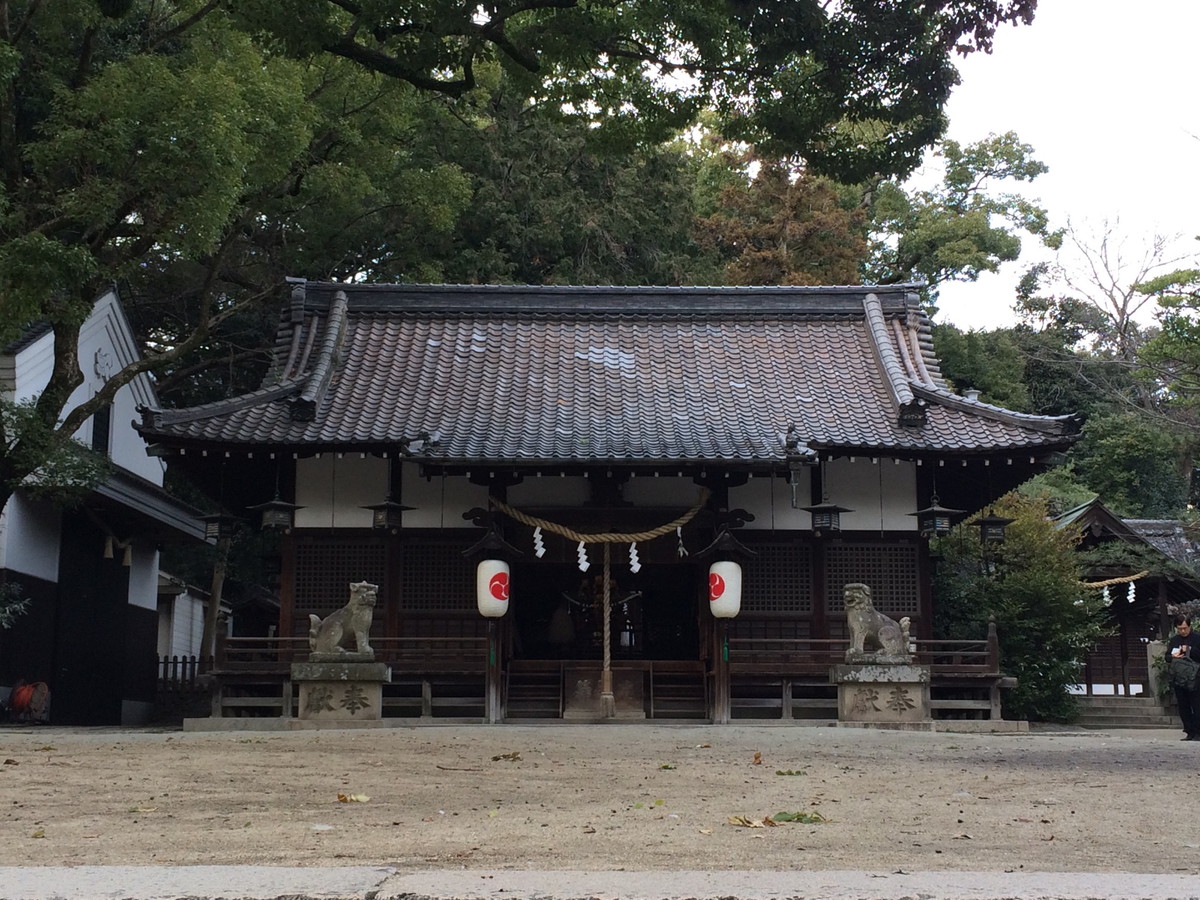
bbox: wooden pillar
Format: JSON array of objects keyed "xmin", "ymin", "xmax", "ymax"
[
  {"xmin": 713, "ymin": 618, "xmax": 730, "ymax": 724},
  {"xmin": 486, "ymin": 619, "xmax": 502, "ymax": 724}
]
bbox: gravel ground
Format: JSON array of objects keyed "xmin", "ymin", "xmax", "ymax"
[{"xmin": 0, "ymin": 723, "xmax": 1190, "ymax": 874}]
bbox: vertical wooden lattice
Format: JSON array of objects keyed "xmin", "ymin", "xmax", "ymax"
[
  {"xmin": 742, "ymin": 542, "xmax": 812, "ymax": 614},
  {"xmin": 399, "ymin": 538, "xmax": 475, "ymax": 612},
  {"xmin": 294, "ymin": 538, "xmax": 387, "ymax": 618},
  {"xmin": 824, "ymin": 543, "xmax": 919, "ymax": 616}
]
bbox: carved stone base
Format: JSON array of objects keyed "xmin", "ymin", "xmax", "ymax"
[
  {"xmin": 291, "ymin": 661, "xmax": 391, "ymax": 722},
  {"xmin": 832, "ymin": 664, "xmax": 931, "ymax": 725}
]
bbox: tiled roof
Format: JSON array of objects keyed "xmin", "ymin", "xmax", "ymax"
[{"xmin": 137, "ymin": 281, "xmax": 1081, "ymax": 465}]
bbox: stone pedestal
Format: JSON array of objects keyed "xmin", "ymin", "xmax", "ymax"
[
  {"xmin": 291, "ymin": 657, "xmax": 391, "ymax": 722},
  {"xmin": 833, "ymin": 663, "xmax": 931, "ymax": 726},
  {"xmin": 563, "ymin": 665, "xmax": 645, "ymax": 719}
]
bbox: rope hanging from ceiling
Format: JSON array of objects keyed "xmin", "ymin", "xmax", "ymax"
[{"xmin": 485, "ymin": 487, "xmax": 713, "ymax": 717}]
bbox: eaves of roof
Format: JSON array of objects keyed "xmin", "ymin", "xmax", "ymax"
[{"xmin": 136, "ymin": 281, "xmax": 1082, "ymax": 465}]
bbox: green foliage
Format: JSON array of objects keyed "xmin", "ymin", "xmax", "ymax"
[
  {"xmin": 1069, "ymin": 413, "xmax": 1188, "ymax": 518},
  {"xmin": 932, "ymin": 323, "xmax": 1031, "ymax": 410},
  {"xmin": 0, "ymin": 581, "xmax": 31, "ymax": 631},
  {"xmin": 230, "ymin": 0, "xmax": 1038, "ymax": 184},
  {"xmin": 0, "ymin": 399, "xmax": 111, "ymax": 506},
  {"xmin": 1016, "ymin": 465, "xmax": 1097, "ymax": 514},
  {"xmin": 933, "ymin": 493, "xmax": 1108, "ymax": 722},
  {"xmin": 695, "ymin": 157, "xmax": 867, "ymax": 286},
  {"xmin": 866, "ymin": 132, "xmax": 1058, "ymax": 294}
]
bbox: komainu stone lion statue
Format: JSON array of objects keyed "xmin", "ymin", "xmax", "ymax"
[
  {"xmin": 309, "ymin": 581, "xmax": 377, "ymax": 656},
  {"xmin": 843, "ymin": 582, "xmax": 911, "ymax": 663}
]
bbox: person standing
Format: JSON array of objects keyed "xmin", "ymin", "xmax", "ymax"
[{"xmin": 1167, "ymin": 614, "xmax": 1200, "ymax": 740}]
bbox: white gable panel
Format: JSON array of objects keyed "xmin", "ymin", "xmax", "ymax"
[
  {"xmin": 826, "ymin": 457, "xmax": 918, "ymax": 532},
  {"xmin": 126, "ymin": 544, "xmax": 160, "ymax": 611},
  {"xmin": 729, "ymin": 475, "xmax": 811, "ymax": 531},
  {"xmin": 0, "ymin": 495, "xmax": 62, "ymax": 582},
  {"xmin": 295, "ymin": 454, "xmax": 388, "ymax": 529},
  {"xmin": 400, "ymin": 465, "xmax": 489, "ymax": 528}
]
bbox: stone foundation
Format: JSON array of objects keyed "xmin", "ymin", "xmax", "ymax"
[
  {"xmin": 833, "ymin": 663, "xmax": 931, "ymax": 726},
  {"xmin": 291, "ymin": 661, "xmax": 391, "ymax": 722}
]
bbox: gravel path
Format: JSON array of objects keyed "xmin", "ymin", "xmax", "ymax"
[{"xmin": 0, "ymin": 723, "xmax": 1189, "ymax": 874}]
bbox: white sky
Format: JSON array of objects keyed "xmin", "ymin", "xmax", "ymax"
[{"xmin": 930, "ymin": 0, "xmax": 1200, "ymax": 331}]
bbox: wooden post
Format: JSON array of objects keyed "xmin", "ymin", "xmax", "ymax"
[
  {"xmin": 486, "ymin": 619, "xmax": 502, "ymax": 724},
  {"xmin": 713, "ymin": 618, "xmax": 730, "ymax": 724},
  {"xmin": 199, "ymin": 535, "xmax": 230, "ymax": 665},
  {"xmin": 601, "ymin": 543, "xmax": 615, "ymax": 718}
]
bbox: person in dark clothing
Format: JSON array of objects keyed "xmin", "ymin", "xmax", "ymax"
[{"xmin": 1167, "ymin": 614, "xmax": 1200, "ymax": 740}]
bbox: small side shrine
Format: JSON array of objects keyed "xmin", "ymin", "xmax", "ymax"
[{"xmin": 136, "ymin": 281, "xmax": 1081, "ymax": 727}]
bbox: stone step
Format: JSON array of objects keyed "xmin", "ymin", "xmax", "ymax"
[{"xmin": 1075, "ymin": 713, "xmax": 1178, "ymax": 728}]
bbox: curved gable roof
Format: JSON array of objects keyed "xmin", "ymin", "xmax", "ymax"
[{"xmin": 138, "ymin": 281, "xmax": 1080, "ymax": 466}]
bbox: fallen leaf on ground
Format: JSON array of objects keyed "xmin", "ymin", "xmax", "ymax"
[
  {"xmin": 336, "ymin": 794, "xmax": 370, "ymax": 803},
  {"xmin": 752, "ymin": 752, "xmax": 762, "ymax": 765},
  {"xmin": 699, "ymin": 828, "xmax": 713, "ymax": 835},
  {"xmin": 728, "ymin": 814, "xmax": 779, "ymax": 828},
  {"xmin": 3, "ymin": 759, "xmax": 17, "ymax": 765},
  {"xmin": 772, "ymin": 811, "xmax": 827, "ymax": 824},
  {"xmin": 491, "ymin": 752, "xmax": 521, "ymax": 762},
  {"xmin": 31, "ymin": 829, "xmax": 44, "ymax": 838}
]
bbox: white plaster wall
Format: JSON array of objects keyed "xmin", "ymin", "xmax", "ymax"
[
  {"xmin": 400, "ymin": 465, "xmax": 489, "ymax": 528},
  {"xmin": 295, "ymin": 454, "xmax": 388, "ymax": 529},
  {"xmin": 825, "ymin": 457, "xmax": 918, "ymax": 532},
  {"xmin": 729, "ymin": 475, "xmax": 811, "ymax": 531},
  {"xmin": 507, "ymin": 476, "xmax": 590, "ymax": 508},
  {"xmin": 10, "ymin": 290, "xmax": 164, "ymax": 485},
  {"xmin": 160, "ymin": 592, "xmax": 204, "ymax": 658},
  {"xmin": 623, "ymin": 476, "xmax": 706, "ymax": 507},
  {"xmin": 0, "ymin": 495, "xmax": 61, "ymax": 581},
  {"xmin": 126, "ymin": 544, "xmax": 160, "ymax": 611},
  {"xmin": 10, "ymin": 333, "xmax": 54, "ymax": 404}
]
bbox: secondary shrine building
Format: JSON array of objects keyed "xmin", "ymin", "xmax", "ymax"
[{"xmin": 137, "ymin": 281, "xmax": 1080, "ymax": 723}]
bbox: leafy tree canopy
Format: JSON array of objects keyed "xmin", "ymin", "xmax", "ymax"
[
  {"xmin": 865, "ymin": 131, "xmax": 1058, "ymax": 295},
  {"xmin": 0, "ymin": 0, "xmax": 1041, "ymax": 518},
  {"xmin": 932, "ymin": 492, "xmax": 1106, "ymax": 722}
]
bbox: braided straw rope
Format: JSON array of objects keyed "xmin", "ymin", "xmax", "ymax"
[
  {"xmin": 487, "ymin": 487, "xmax": 712, "ymax": 544},
  {"xmin": 1079, "ymin": 570, "xmax": 1149, "ymax": 589}
]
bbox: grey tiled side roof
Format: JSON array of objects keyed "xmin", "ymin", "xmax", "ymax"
[{"xmin": 137, "ymin": 282, "xmax": 1081, "ymax": 464}]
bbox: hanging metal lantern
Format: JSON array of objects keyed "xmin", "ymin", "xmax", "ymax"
[
  {"xmin": 800, "ymin": 499, "xmax": 852, "ymax": 535},
  {"xmin": 361, "ymin": 497, "xmax": 412, "ymax": 533},
  {"xmin": 970, "ymin": 511, "xmax": 1016, "ymax": 544},
  {"xmin": 909, "ymin": 496, "xmax": 964, "ymax": 539},
  {"xmin": 247, "ymin": 496, "xmax": 304, "ymax": 533}
]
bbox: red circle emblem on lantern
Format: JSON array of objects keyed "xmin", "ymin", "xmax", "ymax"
[
  {"xmin": 709, "ymin": 572, "xmax": 726, "ymax": 602},
  {"xmin": 489, "ymin": 571, "xmax": 510, "ymax": 601}
]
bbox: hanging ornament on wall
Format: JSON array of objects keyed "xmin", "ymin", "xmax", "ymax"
[
  {"xmin": 577, "ymin": 541, "xmax": 590, "ymax": 572},
  {"xmin": 708, "ymin": 560, "xmax": 742, "ymax": 619},
  {"xmin": 533, "ymin": 526, "xmax": 546, "ymax": 558},
  {"xmin": 628, "ymin": 542, "xmax": 641, "ymax": 573},
  {"xmin": 476, "ymin": 559, "xmax": 511, "ymax": 618},
  {"xmin": 676, "ymin": 526, "xmax": 688, "ymax": 558},
  {"xmin": 1127, "ymin": 580, "xmax": 1136, "ymax": 604}
]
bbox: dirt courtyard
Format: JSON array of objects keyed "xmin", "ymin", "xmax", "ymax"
[{"xmin": 0, "ymin": 723, "xmax": 1191, "ymax": 874}]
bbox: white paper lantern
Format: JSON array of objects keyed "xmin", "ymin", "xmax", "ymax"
[
  {"xmin": 708, "ymin": 560, "xmax": 742, "ymax": 619},
  {"xmin": 476, "ymin": 559, "xmax": 511, "ymax": 618}
]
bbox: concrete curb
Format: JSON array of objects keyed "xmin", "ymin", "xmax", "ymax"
[{"xmin": 2, "ymin": 868, "xmax": 1199, "ymax": 900}]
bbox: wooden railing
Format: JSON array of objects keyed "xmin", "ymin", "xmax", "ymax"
[
  {"xmin": 214, "ymin": 635, "xmax": 489, "ymax": 673},
  {"xmin": 728, "ymin": 622, "xmax": 1001, "ymax": 676},
  {"xmin": 157, "ymin": 655, "xmax": 209, "ymax": 691}
]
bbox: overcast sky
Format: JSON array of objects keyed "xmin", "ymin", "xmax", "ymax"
[{"xmin": 930, "ymin": 0, "xmax": 1200, "ymax": 331}]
